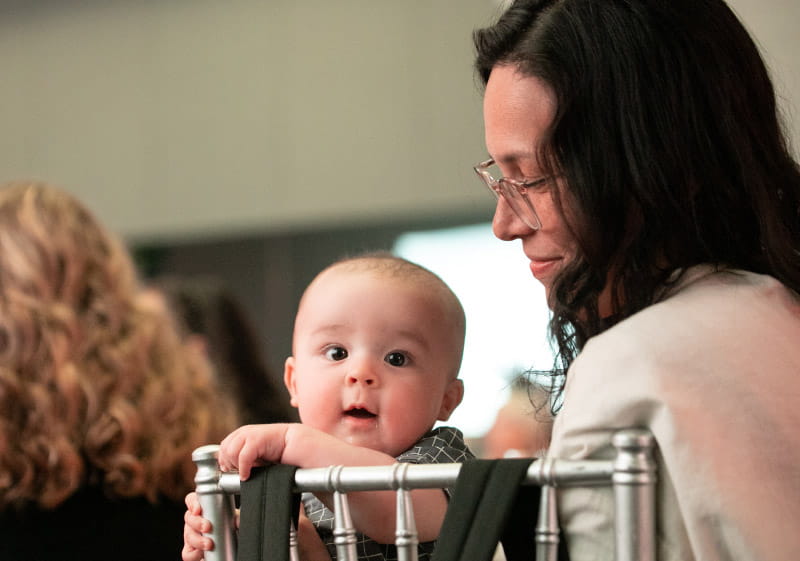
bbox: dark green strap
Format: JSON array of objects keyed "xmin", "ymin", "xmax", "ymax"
[
  {"xmin": 498, "ymin": 472, "xmax": 540, "ymax": 561},
  {"xmin": 432, "ymin": 459, "xmax": 539, "ymax": 561},
  {"xmin": 431, "ymin": 460, "xmax": 495, "ymax": 561},
  {"xmin": 237, "ymin": 465, "xmax": 300, "ymax": 561}
]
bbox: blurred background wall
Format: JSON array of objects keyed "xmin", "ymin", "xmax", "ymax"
[
  {"xmin": 0, "ymin": 0, "xmax": 496, "ymax": 240},
  {"xmin": 0, "ymin": 0, "xmax": 797, "ymax": 435}
]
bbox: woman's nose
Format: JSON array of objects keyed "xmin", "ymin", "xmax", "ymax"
[{"xmin": 492, "ymin": 197, "xmax": 533, "ymax": 241}]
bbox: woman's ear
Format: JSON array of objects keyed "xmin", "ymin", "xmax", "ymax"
[
  {"xmin": 283, "ymin": 356, "xmax": 300, "ymax": 408},
  {"xmin": 437, "ymin": 379, "xmax": 464, "ymax": 421}
]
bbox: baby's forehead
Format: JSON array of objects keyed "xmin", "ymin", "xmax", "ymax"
[
  {"xmin": 305, "ymin": 266, "xmax": 438, "ymax": 309},
  {"xmin": 300, "ymin": 267, "xmax": 453, "ymax": 328},
  {"xmin": 296, "ymin": 263, "xmax": 465, "ymax": 377},
  {"xmin": 301, "ymin": 258, "xmax": 464, "ymax": 332},
  {"xmin": 322, "ymin": 265, "xmax": 451, "ymax": 306}
]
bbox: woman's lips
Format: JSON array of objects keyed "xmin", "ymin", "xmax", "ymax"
[{"xmin": 529, "ymin": 258, "xmax": 562, "ymax": 280}]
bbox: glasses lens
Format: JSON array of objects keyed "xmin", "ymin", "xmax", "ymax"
[
  {"xmin": 474, "ymin": 159, "xmax": 542, "ymax": 230},
  {"xmin": 498, "ymin": 179, "xmax": 542, "ymax": 230},
  {"xmin": 483, "ymin": 161, "xmax": 502, "ymax": 184}
]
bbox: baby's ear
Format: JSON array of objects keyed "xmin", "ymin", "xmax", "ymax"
[
  {"xmin": 437, "ymin": 379, "xmax": 464, "ymax": 421},
  {"xmin": 283, "ymin": 356, "xmax": 300, "ymax": 408}
]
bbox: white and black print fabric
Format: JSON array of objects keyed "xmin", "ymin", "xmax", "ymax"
[{"xmin": 302, "ymin": 426, "xmax": 474, "ymax": 561}]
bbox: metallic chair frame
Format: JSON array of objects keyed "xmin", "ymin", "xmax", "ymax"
[{"xmin": 192, "ymin": 429, "xmax": 656, "ymax": 561}]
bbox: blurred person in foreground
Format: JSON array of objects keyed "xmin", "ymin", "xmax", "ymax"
[{"xmin": 0, "ymin": 181, "xmax": 236, "ymax": 561}]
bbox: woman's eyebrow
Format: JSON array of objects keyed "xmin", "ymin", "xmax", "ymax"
[
  {"xmin": 495, "ymin": 156, "xmax": 548, "ymax": 181},
  {"xmin": 493, "ymin": 149, "xmax": 538, "ymax": 166}
]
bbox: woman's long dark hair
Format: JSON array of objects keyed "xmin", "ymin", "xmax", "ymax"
[{"xmin": 474, "ymin": 0, "xmax": 800, "ymax": 405}]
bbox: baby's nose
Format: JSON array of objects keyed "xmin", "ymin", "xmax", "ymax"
[{"xmin": 346, "ymin": 365, "xmax": 378, "ymax": 386}]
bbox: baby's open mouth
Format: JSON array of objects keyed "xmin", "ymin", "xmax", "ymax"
[{"xmin": 344, "ymin": 407, "xmax": 377, "ymax": 419}]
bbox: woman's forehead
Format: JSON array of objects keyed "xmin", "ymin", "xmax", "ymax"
[{"xmin": 483, "ymin": 66, "xmax": 556, "ymax": 163}]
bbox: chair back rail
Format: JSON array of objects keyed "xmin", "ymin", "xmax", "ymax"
[{"xmin": 192, "ymin": 429, "xmax": 656, "ymax": 561}]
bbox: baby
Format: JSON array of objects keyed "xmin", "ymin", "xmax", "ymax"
[{"xmin": 183, "ymin": 253, "xmax": 474, "ymax": 561}]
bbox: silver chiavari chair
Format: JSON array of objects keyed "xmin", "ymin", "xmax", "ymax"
[{"xmin": 192, "ymin": 429, "xmax": 656, "ymax": 561}]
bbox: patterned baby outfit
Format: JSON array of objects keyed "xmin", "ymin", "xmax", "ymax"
[{"xmin": 302, "ymin": 426, "xmax": 474, "ymax": 561}]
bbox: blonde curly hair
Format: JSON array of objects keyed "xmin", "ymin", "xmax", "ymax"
[{"xmin": 0, "ymin": 182, "xmax": 237, "ymax": 509}]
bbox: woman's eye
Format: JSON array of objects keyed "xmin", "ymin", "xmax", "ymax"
[
  {"xmin": 519, "ymin": 177, "xmax": 549, "ymax": 191},
  {"xmin": 384, "ymin": 352, "xmax": 408, "ymax": 367},
  {"xmin": 324, "ymin": 347, "xmax": 348, "ymax": 361}
]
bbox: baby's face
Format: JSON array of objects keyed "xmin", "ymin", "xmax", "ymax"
[{"xmin": 284, "ymin": 269, "xmax": 463, "ymax": 457}]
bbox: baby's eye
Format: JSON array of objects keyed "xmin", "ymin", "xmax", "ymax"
[
  {"xmin": 324, "ymin": 346, "xmax": 348, "ymax": 361},
  {"xmin": 384, "ymin": 352, "xmax": 408, "ymax": 367}
]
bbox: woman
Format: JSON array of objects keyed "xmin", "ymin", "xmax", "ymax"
[
  {"xmin": 473, "ymin": 0, "xmax": 800, "ymax": 559},
  {"xmin": 0, "ymin": 182, "xmax": 237, "ymax": 560}
]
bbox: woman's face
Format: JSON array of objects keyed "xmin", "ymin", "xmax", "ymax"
[{"xmin": 483, "ymin": 64, "xmax": 578, "ymax": 304}]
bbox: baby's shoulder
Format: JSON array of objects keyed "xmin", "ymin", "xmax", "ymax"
[{"xmin": 398, "ymin": 427, "xmax": 474, "ymax": 464}]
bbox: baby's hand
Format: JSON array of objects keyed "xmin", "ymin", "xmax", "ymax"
[
  {"xmin": 218, "ymin": 423, "xmax": 293, "ymax": 480},
  {"xmin": 182, "ymin": 492, "xmax": 212, "ymax": 561},
  {"xmin": 181, "ymin": 491, "xmax": 242, "ymax": 561}
]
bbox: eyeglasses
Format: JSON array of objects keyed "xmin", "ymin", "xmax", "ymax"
[{"xmin": 473, "ymin": 157, "xmax": 546, "ymax": 230}]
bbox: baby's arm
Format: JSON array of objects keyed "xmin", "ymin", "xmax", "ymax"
[
  {"xmin": 296, "ymin": 508, "xmax": 334, "ymax": 561},
  {"xmin": 219, "ymin": 423, "xmax": 449, "ymax": 543}
]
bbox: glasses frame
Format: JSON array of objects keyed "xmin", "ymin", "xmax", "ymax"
[{"xmin": 473, "ymin": 158, "xmax": 545, "ymax": 230}]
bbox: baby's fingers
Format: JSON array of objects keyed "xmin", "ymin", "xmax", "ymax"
[
  {"xmin": 184, "ymin": 503, "xmax": 212, "ymax": 535},
  {"xmin": 181, "ymin": 541, "xmax": 206, "ymax": 561},
  {"xmin": 183, "ymin": 520, "xmax": 213, "ymax": 557},
  {"xmin": 218, "ymin": 430, "xmax": 247, "ymax": 473},
  {"xmin": 185, "ymin": 491, "xmax": 202, "ymax": 514},
  {"xmin": 218, "ymin": 424, "xmax": 288, "ymax": 480},
  {"xmin": 183, "ymin": 504, "xmax": 214, "ymax": 560},
  {"xmin": 234, "ymin": 439, "xmax": 265, "ymax": 480}
]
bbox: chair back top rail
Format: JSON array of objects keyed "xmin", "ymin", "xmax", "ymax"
[
  {"xmin": 192, "ymin": 429, "xmax": 656, "ymax": 561},
  {"xmin": 198, "ymin": 428, "xmax": 656, "ymax": 496},
  {"xmin": 214, "ymin": 458, "xmax": 618, "ymax": 495}
]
